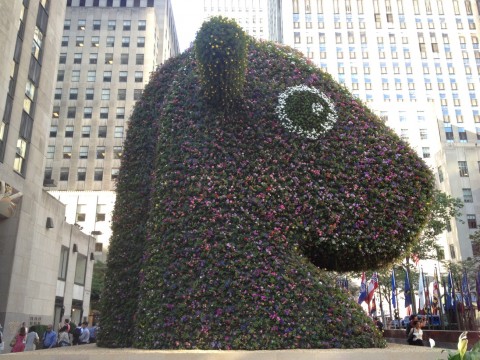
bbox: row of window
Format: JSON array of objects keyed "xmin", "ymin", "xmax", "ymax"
[
  {"xmin": 62, "ymin": 35, "xmax": 145, "ymax": 48},
  {"xmin": 64, "ymin": 18, "xmax": 146, "ymax": 31},
  {"xmin": 50, "ymin": 125, "xmax": 124, "ymax": 139},
  {"xmin": 66, "ymin": 0, "xmax": 155, "ymax": 8},
  {"xmin": 47, "ymin": 145, "xmax": 122, "ymax": 160},
  {"xmin": 60, "ymin": 52, "xmax": 144, "ymax": 65},
  {"xmin": 57, "ymin": 69, "xmax": 144, "ymax": 83},
  {"xmin": 53, "ymin": 106, "xmax": 129, "ymax": 120},
  {"xmin": 293, "ymin": 0, "xmax": 474, "ymax": 17},
  {"xmin": 46, "ymin": 166, "xmax": 119, "ymax": 182},
  {"xmin": 55, "ymin": 88, "xmax": 142, "ymax": 101}
]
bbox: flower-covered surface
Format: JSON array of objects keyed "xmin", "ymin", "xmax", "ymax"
[{"xmin": 98, "ymin": 19, "xmax": 434, "ymax": 350}]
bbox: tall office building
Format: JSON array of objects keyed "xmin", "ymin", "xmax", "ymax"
[
  {"xmin": 203, "ymin": 0, "xmax": 271, "ymax": 40},
  {"xmin": 0, "ymin": 0, "xmax": 95, "ymax": 348},
  {"xmin": 46, "ymin": 0, "xmax": 179, "ymax": 261},
  {"xmin": 275, "ymin": 0, "xmax": 480, "ymax": 263}
]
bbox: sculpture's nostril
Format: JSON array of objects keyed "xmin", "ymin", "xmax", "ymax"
[{"xmin": 194, "ymin": 16, "xmax": 248, "ymax": 112}]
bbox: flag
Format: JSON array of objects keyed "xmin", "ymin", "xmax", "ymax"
[
  {"xmin": 462, "ymin": 269, "xmax": 472, "ymax": 308},
  {"xmin": 418, "ymin": 267, "xmax": 425, "ymax": 313},
  {"xmin": 476, "ymin": 271, "xmax": 480, "ymax": 309},
  {"xmin": 391, "ymin": 269, "xmax": 397, "ymax": 309},
  {"xmin": 367, "ymin": 272, "xmax": 378, "ymax": 303},
  {"xmin": 446, "ymin": 270, "xmax": 455, "ymax": 311},
  {"xmin": 370, "ymin": 295, "xmax": 377, "ymax": 315},
  {"xmin": 432, "ymin": 268, "xmax": 440, "ymax": 315},
  {"xmin": 404, "ymin": 269, "xmax": 412, "ymax": 308},
  {"xmin": 358, "ymin": 272, "xmax": 367, "ymax": 304}
]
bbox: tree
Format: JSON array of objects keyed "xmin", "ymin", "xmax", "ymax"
[{"xmin": 90, "ymin": 261, "xmax": 106, "ymax": 312}]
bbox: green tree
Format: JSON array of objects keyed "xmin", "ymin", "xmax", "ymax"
[{"xmin": 90, "ymin": 261, "xmax": 106, "ymax": 311}]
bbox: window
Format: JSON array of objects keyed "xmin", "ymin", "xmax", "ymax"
[
  {"xmin": 419, "ymin": 129, "xmax": 428, "ymax": 140},
  {"xmin": 108, "ymin": 20, "xmax": 116, "ymax": 30},
  {"xmin": 65, "ymin": 125, "xmax": 75, "ymax": 138},
  {"xmin": 137, "ymin": 36, "xmax": 145, "ymax": 48},
  {"xmin": 91, "ymin": 36, "xmax": 99, "ymax": 47},
  {"xmin": 103, "ymin": 71, "xmax": 112, "ymax": 82},
  {"xmin": 117, "ymin": 89, "xmax": 126, "ymax": 100},
  {"xmin": 87, "ymin": 70, "xmax": 96, "ymax": 82},
  {"xmin": 84, "ymin": 107, "xmax": 92, "ymax": 119},
  {"xmin": 79, "ymin": 146, "xmax": 88, "ymax": 159},
  {"xmin": 101, "ymin": 89, "xmax": 110, "ymax": 100},
  {"xmin": 135, "ymin": 71, "xmax": 143, "ymax": 82},
  {"xmin": 98, "ymin": 126, "xmax": 107, "ymax": 138},
  {"xmin": 63, "ymin": 145, "xmax": 72, "ymax": 159},
  {"xmin": 468, "ymin": 214, "xmax": 477, "ymax": 229},
  {"xmin": 116, "ymin": 107, "xmax": 125, "ymax": 119},
  {"xmin": 123, "ymin": 20, "xmax": 131, "ymax": 30},
  {"xmin": 100, "ymin": 108, "xmax": 109, "ymax": 119},
  {"xmin": 54, "ymin": 88, "xmax": 62, "ymax": 100},
  {"xmin": 64, "ymin": 19, "xmax": 71, "ymax": 30},
  {"xmin": 121, "ymin": 53, "xmax": 129, "ymax": 64},
  {"xmin": 57, "ymin": 70, "xmax": 65, "ymax": 81},
  {"xmin": 96, "ymin": 146, "xmax": 105, "ymax": 159},
  {"xmin": 58, "ymin": 246, "xmax": 69, "ymax": 280},
  {"xmin": 93, "ymin": 20, "xmax": 101, "ymax": 30},
  {"xmin": 450, "ymin": 244, "xmax": 456, "ymax": 259},
  {"xmin": 94, "ymin": 168, "xmax": 103, "ymax": 181},
  {"xmin": 114, "ymin": 126, "xmax": 124, "ymax": 138},
  {"xmin": 71, "ymin": 70, "xmax": 80, "ymax": 82},
  {"xmin": 422, "ymin": 147, "xmax": 430, "ymax": 158},
  {"xmin": 85, "ymin": 88, "xmax": 94, "ymax": 100},
  {"xmin": 134, "ymin": 89, "xmax": 142, "ymax": 100},
  {"xmin": 113, "ymin": 146, "xmax": 122, "ymax": 159},
  {"xmin": 50, "ymin": 125, "xmax": 57, "ymax": 137},
  {"xmin": 111, "ymin": 168, "xmax": 119, "ymax": 180},
  {"xmin": 61, "ymin": 36, "xmax": 68, "ymax": 47},
  {"xmin": 459, "ymin": 161, "xmax": 469, "ymax": 177},
  {"xmin": 76, "ymin": 204, "xmax": 86, "ymax": 222},
  {"xmin": 60, "ymin": 167, "xmax": 69, "ymax": 181},
  {"xmin": 138, "ymin": 20, "xmax": 146, "ymax": 30},
  {"xmin": 67, "ymin": 107, "xmax": 76, "ymax": 118},
  {"xmin": 95, "ymin": 243, "xmax": 103, "ymax": 252},
  {"xmin": 59, "ymin": 53, "xmax": 67, "ymax": 64},
  {"xmin": 122, "ymin": 36, "xmax": 130, "ymax": 47},
  {"xmin": 77, "ymin": 167, "xmax": 86, "ymax": 181},
  {"xmin": 81, "ymin": 125, "xmax": 91, "ymax": 138},
  {"xmin": 69, "ymin": 88, "xmax": 78, "ymax": 100},
  {"xmin": 74, "ymin": 254, "xmax": 87, "ymax": 286},
  {"xmin": 76, "ymin": 36, "xmax": 84, "ymax": 47},
  {"xmin": 106, "ymin": 37, "xmax": 114, "ymax": 47},
  {"xmin": 136, "ymin": 53, "xmax": 144, "ymax": 65},
  {"xmin": 89, "ymin": 53, "xmax": 98, "ymax": 64},
  {"xmin": 73, "ymin": 53, "xmax": 82, "ymax": 64},
  {"xmin": 463, "ymin": 188, "xmax": 473, "ymax": 203},
  {"xmin": 105, "ymin": 53, "xmax": 113, "ymax": 64},
  {"xmin": 459, "ymin": 127, "xmax": 468, "ymax": 142},
  {"xmin": 46, "ymin": 145, "xmax": 55, "ymax": 159},
  {"xmin": 119, "ymin": 71, "xmax": 127, "ymax": 82},
  {"xmin": 77, "ymin": 19, "xmax": 86, "ymax": 30}
]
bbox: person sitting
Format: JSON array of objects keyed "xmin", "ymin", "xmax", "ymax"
[{"xmin": 408, "ymin": 320, "xmax": 424, "ymax": 346}]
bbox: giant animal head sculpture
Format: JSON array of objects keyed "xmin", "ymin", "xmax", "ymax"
[{"xmin": 99, "ymin": 17, "xmax": 434, "ymax": 350}]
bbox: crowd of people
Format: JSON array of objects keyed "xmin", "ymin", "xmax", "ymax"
[{"xmin": 2, "ymin": 319, "xmax": 98, "ymax": 353}]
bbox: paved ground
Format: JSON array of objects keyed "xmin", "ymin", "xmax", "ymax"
[{"xmin": 0, "ymin": 342, "xmax": 456, "ymax": 360}]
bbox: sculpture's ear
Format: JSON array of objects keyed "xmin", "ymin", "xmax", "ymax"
[{"xmin": 194, "ymin": 16, "xmax": 248, "ymax": 112}]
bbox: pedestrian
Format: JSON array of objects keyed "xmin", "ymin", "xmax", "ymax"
[
  {"xmin": 11, "ymin": 326, "xmax": 26, "ymax": 352},
  {"xmin": 57, "ymin": 326, "xmax": 71, "ymax": 347},
  {"xmin": 24, "ymin": 326, "xmax": 39, "ymax": 351},
  {"xmin": 78, "ymin": 321, "xmax": 90, "ymax": 345},
  {"xmin": 373, "ymin": 316, "xmax": 384, "ymax": 333},
  {"xmin": 64, "ymin": 319, "xmax": 71, "ymax": 333},
  {"xmin": 407, "ymin": 320, "xmax": 424, "ymax": 346},
  {"xmin": 42, "ymin": 324, "xmax": 57, "ymax": 349},
  {"xmin": 72, "ymin": 324, "xmax": 83, "ymax": 345},
  {"xmin": 88, "ymin": 322, "xmax": 98, "ymax": 343}
]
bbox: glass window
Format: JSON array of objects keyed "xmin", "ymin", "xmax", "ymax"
[
  {"xmin": 111, "ymin": 168, "xmax": 119, "ymax": 180},
  {"xmin": 58, "ymin": 246, "xmax": 69, "ymax": 280},
  {"xmin": 82, "ymin": 125, "xmax": 91, "ymax": 138},
  {"xmin": 89, "ymin": 53, "xmax": 98, "ymax": 64},
  {"xmin": 105, "ymin": 53, "xmax": 113, "ymax": 64},
  {"xmin": 63, "ymin": 145, "xmax": 72, "ymax": 159},
  {"xmin": 122, "ymin": 36, "xmax": 130, "ymax": 47},
  {"xmin": 74, "ymin": 254, "xmax": 87, "ymax": 285},
  {"xmin": 138, "ymin": 20, "xmax": 146, "ymax": 30},
  {"xmin": 54, "ymin": 88, "xmax": 62, "ymax": 100},
  {"xmin": 69, "ymin": 88, "xmax": 78, "ymax": 100},
  {"xmin": 78, "ymin": 167, "xmax": 86, "ymax": 181},
  {"xmin": 463, "ymin": 188, "xmax": 473, "ymax": 203},
  {"xmin": 468, "ymin": 214, "xmax": 477, "ymax": 229},
  {"xmin": 96, "ymin": 146, "xmax": 105, "ymax": 159},
  {"xmin": 114, "ymin": 126, "xmax": 124, "ymax": 138},
  {"xmin": 123, "ymin": 20, "xmax": 131, "ymax": 30},
  {"xmin": 65, "ymin": 125, "xmax": 74, "ymax": 138},
  {"xmin": 71, "ymin": 70, "xmax": 80, "ymax": 82},
  {"xmin": 85, "ymin": 88, "xmax": 94, "ymax": 100},
  {"xmin": 98, "ymin": 126, "xmax": 107, "ymax": 138},
  {"xmin": 117, "ymin": 89, "xmax": 126, "ymax": 100},
  {"xmin": 59, "ymin": 53, "xmax": 67, "ymax": 64},
  {"xmin": 137, "ymin": 37, "xmax": 145, "ymax": 47},
  {"xmin": 93, "ymin": 20, "xmax": 101, "ymax": 30},
  {"xmin": 108, "ymin": 20, "xmax": 116, "ymax": 30},
  {"xmin": 60, "ymin": 167, "xmax": 69, "ymax": 181},
  {"xmin": 116, "ymin": 107, "xmax": 125, "ymax": 119},
  {"xmin": 101, "ymin": 89, "xmax": 110, "ymax": 100},
  {"xmin": 77, "ymin": 19, "xmax": 86, "ymax": 30},
  {"xmin": 67, "ymin": 107, "xmax": 76, "ymax": 118},
  {"xmin": 106, "ymin": 37, "xmax": 114, "ymax": 47},
  {"xmin": 94, "ymin": 168, "xmax": 103, "ymax": 181},
  {"xmin": 422, "ymin": 147, "xmax": 430, "ymax": 158},
  {"xmin": 73, "ymin": 53, "xmax": 82, "ymax": 64},
  {"xmin": 50, "ymin": 125, "xmax": 58, "ymax": 137},
  {"xmin": 459, "ymin": 161, "xmax": 469, "ymax": 177},
  {"xmin": 64, "ymin": 19, "xmax": 71, "ymax": 30},
  {"xmin": 79, "ymin": 146, "xmax": 88, "ymax": 159},
  {"xmin": 100, "ymin": 108, "xmax": 109, "ymax": 119},
  {"xmin": 103, "ymin": 71, "xmax": 112, "ymax": 82},
  {"xmin": 135, "ymin": 71, "xmax": 143, "ymax": 82},
  {"xmin": 46, "ymin": 145, "xmax": 55, "ymax": 159},
  {"xmin": 76, "ymin": 36, "xmax": 84, "ymax": 47},
  {"xmin": 121, "ymin": 53, "xmax": 129, "ymax": 64},
  {"xmin": 91, "ymin": 36, "xmax": 100, "ymax": 47},
  {"xmin": 136, "ymin": 53, "xmax": 144, "ymax": 65},
  {"xmin": 87, "ymin": 70, "xmax": 96, "ymax": 82},
  {"xmin": 113, "ymin": 146, "xmax": 122, "ymax": 159},
  {"xmin": 119, "ymin": 71, "xmax": 127, "ymax": 82},
  {"xmin": 84, "ymin": 107, "xmax": 92, "ymax": 118}
]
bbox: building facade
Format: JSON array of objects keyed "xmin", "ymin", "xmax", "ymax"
[
  {"xmin": 0, "ymin": 0, "xmax": 95, "ymax": 352},
  {"xmin": 271, "ymin": 0, "xmax": 480, "ymax": 265},
  {"xmin": 46, "ymin": 0, "xmax": 179, "ymax": 261}
]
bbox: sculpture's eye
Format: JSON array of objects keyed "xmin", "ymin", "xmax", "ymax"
[{"xmin": 276, "ymin": 85, "xmax": 338, "ymax": 140}]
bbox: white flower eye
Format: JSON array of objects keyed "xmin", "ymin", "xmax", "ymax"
[{"xmin": 276, "ymin": 85, "xmax": 338, "ymax": 140}]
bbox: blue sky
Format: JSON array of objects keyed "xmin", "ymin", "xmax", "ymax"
[{"xmin": 171, "ymin": 0, "xmax": 204, "ymax": 51}]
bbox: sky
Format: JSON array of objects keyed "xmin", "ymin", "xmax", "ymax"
[{"xmin": 171, "ymin": 0, "xmax": 205, "ymax": 51}]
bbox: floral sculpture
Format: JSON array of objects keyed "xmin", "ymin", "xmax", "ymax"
[{"xmin": 98, "ymin": 17, "xmax": 434, "ymax": 350}]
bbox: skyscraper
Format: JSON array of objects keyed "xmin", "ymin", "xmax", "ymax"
[{"xmin": 46, "ymin": 0, "xmax": 179, "ymax": 261}]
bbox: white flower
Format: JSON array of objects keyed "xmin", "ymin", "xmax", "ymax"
[{"xmin": 276, "ymin": 85, "xmax": 338, "ymax": 140}]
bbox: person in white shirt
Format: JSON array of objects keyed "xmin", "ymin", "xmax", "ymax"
[{"xmin": 78, "ymin": 322, "xmax": 90, "ymax": 345}]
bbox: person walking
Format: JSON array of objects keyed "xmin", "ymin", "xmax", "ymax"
[
  {"xmin": 24, "ymin": 326, "xmax": 39, "ymax": 351},
  {"xmin": 11, "ymin": 326, "xmax": 26, "ymax": 352},
  {"xmin": 42, "ymin": 324, "xmax": 57, "ymax": 349},
  {"xmin": 78, "ymin": 322, "xmax": 90, "ymax": 345}
]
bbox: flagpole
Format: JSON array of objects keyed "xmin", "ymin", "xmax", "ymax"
[
  {"xmin": 435, "ymin": 267, "xmax": 445, "ymax": 330},
  {"xmin": 377, "ymin": 274, "xmax": 385, "ymax": 326}
]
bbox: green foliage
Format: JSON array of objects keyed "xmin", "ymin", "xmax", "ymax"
[
  {"xmin": 90, "ymin": 261, "xmax": 106, "ymax": 311},
  {"xmin": 195, "ymin": 16, "xmax": 248, "ymax": 111},
  {"xmin": 100, "ymin": 19, "xmax": 434, "ymax": 350}
]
